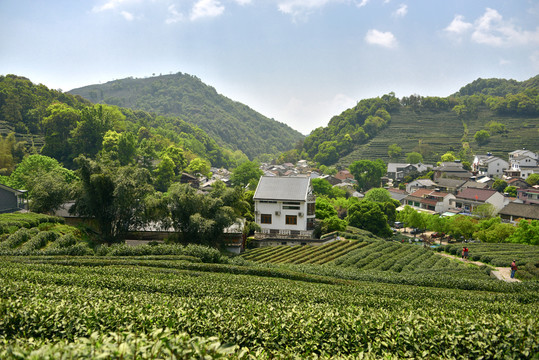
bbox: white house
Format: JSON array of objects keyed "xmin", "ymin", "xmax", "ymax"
[
  {"xmin": 472, "ymin": 154, "xmax": 509, "ymax": 177},
  {"xmin": 509, "ymin": 149, "xmax": 538, "ymax": 162},
  {"xmin": 508, "ymin": 149, "xmax": 538, "ymax": 177},
  {"xmin": 253, "ymin": 176, "xmax": 316, "ymax": 237},
  {"xmin": 403, "ymin": 188, "xmax": 455, "ymax": 214},
  {"xmin": 449, "ymin": 188, "xmax": 506, "ymax": 214},
  {"xmin": 406, "ymin": 179, "xmax": 436, "ymax": 193}
]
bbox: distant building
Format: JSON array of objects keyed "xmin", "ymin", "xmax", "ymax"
[
  {"xmin": 406, "ymin": 179, "xmax": 436, "ymax": 193},
  {"xmin": 0, "ymin": 183, "xmax": 26, "ymax": 213},
  {"xmin": 449, "ymin": 188, "xmax": 505, "ymax": 214},
  {"xmin": 386, "ymin": 163, "xmax": 433, "ymax": 180},
  {"xmin": 472, "ymin": 154, "xmax": 509, "ymax": 178},
  {"xmin": 516, "ymin": 188, "xmax": 539, "ymax": 205},
  {"xmin": 403, "ymin": 188, "xmax": 455, "ymax": 214},
  {"xmin": 498, "ymin": 203, "xmax": 539, "ymax": 222},
  {"xmin": 432, "ymin": 162, "xmax": 472, "ymax": 181}
]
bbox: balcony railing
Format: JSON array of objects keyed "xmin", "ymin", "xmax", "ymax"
[{"xmin": 255, "ymin": 229, "xmax": 314, "ymax": 240}]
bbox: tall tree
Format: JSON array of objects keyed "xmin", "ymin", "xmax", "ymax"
[
  {"xmin": 347, "ymin": 200, "xmax": 392, "ymax": 237},
  {"xmin": 349, "ymin": 159, "xmax": 386, "ymax": 192},
  {"xmin": 166, "ymin": 183, "xmax": 236, "ymax": 246},
  {"xmin": 230, "ymin": 160, "xmax": 263, "ymax": 189},
  {"xmin": 70, "ymin": 156, "xmax": 153, "ymax": 244}
]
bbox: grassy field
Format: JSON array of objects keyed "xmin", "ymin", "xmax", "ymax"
[{"xmin": 338, "ymin": 107, "xmax": 539, "ymax": 166}]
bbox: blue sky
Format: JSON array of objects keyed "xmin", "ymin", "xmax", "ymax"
[{"xmin": 1, "ymin": 0, "xmax": 538, "ymax": 134}]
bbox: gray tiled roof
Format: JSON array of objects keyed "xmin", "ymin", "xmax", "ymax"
[
  {"xmin": 499, "ymin": 203, "xmax": 539, "ymax": 220},
  {"xmin": 254, "ymin": 176, "xmax": 311, "ymax": 201}
]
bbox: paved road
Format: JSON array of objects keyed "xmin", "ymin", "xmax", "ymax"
[{"xmin": 435, "ymin": 252, "xmax": 521, "ymax": 283}]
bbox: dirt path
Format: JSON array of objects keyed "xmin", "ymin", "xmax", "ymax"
[{"xmin": 435, "ymin": 252, "xmax": 521, "ymax": 283}]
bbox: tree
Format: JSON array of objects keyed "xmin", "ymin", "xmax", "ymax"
[
  {"xmin": 70, "ymin": 105, "xmax": 114, "ymax": 158},
  {"xmin": 321, "ymin": 216, "xmax": 347, "ymax": 234},
  {"xmin": 153, "ymin": 155, "xmax": 176, "ymax": 192},
  {"xmin": 311, "ymin": 178, "xmax": 345, "ymax": 199},
  {"xmin": 230, "ymin": 161, "xmax": 263, "ymax": 189},
  {"xmin": 166, "ymin": 183, "xmax": 236, "ymax": 246},
  {"xmin": 504, "ymin": 186, "xmax": 517, "ymax": 197},
  {"xmin": 41, "ymin": 103, "xmax": 79, "ymax": 165},
  {"xmin": 117, "ymin": 132, "xmax": 137, "ymax": 165},
  {"xmin": 474, "ymin": 130, "xmax": 490, "ymax": 145},
  {"xmin": 526, "ymin": 173, "xmax": 539, "ymax": 186},
  {"xmin": 315, "ymin": 197, "xmax": 338, "ymax": 220},
  {"xmin": 162, "ymin": 145, "xmax": 186, "ymax": 176},
  {"xmin": 349, "ymin": 159, "xmax": 386, "ymax": 192},
  {"xmin": 70, "ymin": 156, "xmax": 153, "ymax": 244},
  {"xmin": 447, "ymin": 215, "xmax": 477, "ymax": 240},
  {"xmin": 27, "ymin": 171, "xmax": 70, "ymax": 214},
  {"xmin": 388, "ymin": 144, "xmax": 402, "ymax": 160},
  {"xmin": 473, "ymin": 203, "xmax": 497, "ymax": 219},
  {"xmin": 363, "ymin": 188, "xmax": 392, "ymax": 203},
  {"xmin": 405, "ymin": 152, "xmax": 423, "ymax": 164},
  {"xmin": 440, "ymin": 152, "xmax": 456, "ymax": 162},
  {"xmin": 347, "ymin": 200, "xmax": 392, "ymax": 237},
  {"xmin": 507, "ymin": 220, "xmax": 539, "ymax": 245},
  {"xmin": 492, "ymin": 179, "xmax": 507, "ymax": 193},
  {"xmin": 186, "ymin": 157, "xmax": 211, "ymax": 177}
]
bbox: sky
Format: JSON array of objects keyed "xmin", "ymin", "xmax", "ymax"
[{"xmin": 1, "ymin": 1, "xmax": 539, "ymax": 135}]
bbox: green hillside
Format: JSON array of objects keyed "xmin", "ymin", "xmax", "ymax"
[
  {"xmin": 294, "ymin": 75, "xmax": 539, "ymax": 167},
  {"xmin": 0, "ymin": 74, "xmax": 242, "ymax": 169},
  {"xmin": 69, "ymin": 73, "xmax": 304, "ymax": 159},
  {"xmin": 338, "ymin": 106, "xmax": 539, "ymax": 165}
]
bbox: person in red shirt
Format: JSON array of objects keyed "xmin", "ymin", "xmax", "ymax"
[{"xmin": 510, "ymin": 260, "xmax": 518, "ymax": 279}]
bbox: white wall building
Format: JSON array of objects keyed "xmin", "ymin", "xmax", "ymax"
[
  {"xmin": 254, "ymin": 176, "xmax": 316, "ymax": 237},
  {"xmin": 472, "ymin": 154, "xmax": 509, "ymax": 178}
]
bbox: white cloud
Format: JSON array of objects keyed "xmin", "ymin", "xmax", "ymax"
[
  {"xmin": 233, "ymin": 0, "xmax": 252, "ymax": 5},
  {"xmin": 444, "ymin": 15, "xmax": 472, "ymax": 35},
  {"xmin": 499, "ymin": 58, "xmax": 511, "ymax": 66},
  {"xmin": 190, "ymin": 0, "xmax": 225, "ymax": 20},
  {"xmin": 365, "ymin": 29, "xmax": 397, "ymax": 48},
  {"xmin": 278, "ymin": 0, "xmax": 336, "ymax": 19},
  {"xmin": 356, "ymin": 0, "xmax": 368, "ymax": 8},
  {"xmin": 166, "ymin": 4, "xmax": 184, "ymax": 24},
  {"xmin": 393, "ymin": 4, "xmax": 407, "ymax": 17},
  {"xmin": 445, "ymin": 8, "xmax": 539, "ymax": 47},
  {"xmin": 120, "ymin": 11, "xmax": 134, "ymax": 20},
  {"xmin": 92, "ymin": 0, "xmax": 132, "ymax": 13}
]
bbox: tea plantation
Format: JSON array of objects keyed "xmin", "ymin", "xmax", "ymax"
[{"xmin": 1, "ymin": 215, "xmax": 538, "ymax": 359}]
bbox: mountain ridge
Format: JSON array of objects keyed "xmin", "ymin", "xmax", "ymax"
[{"xmin": 69, "ymin": 73, "xmax": 304, "ymax": 159}]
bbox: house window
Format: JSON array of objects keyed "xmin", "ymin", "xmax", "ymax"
[
  {"xmin": 285, "ymin": 215, "xmax": 297, "ymax": 225},
  {"xmin": 283, "ymin": 201, "xmax": 301, "ymax": 210},
  {"xmin": 261, "ymin": 214, "xmax": 272, "ymax": 224}
]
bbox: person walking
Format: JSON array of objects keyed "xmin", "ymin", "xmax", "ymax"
[
  {"xmin": 510, "ymin": 260, "xmax": 518, "ymax": 279},
  {"xmin": 464, "ymin": 247, "xmax": 469, "ymax": 260}
]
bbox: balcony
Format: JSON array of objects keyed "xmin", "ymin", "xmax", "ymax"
[{"xmin": 255, "ymin": 229, "xmax": 314, "ymax": 240}]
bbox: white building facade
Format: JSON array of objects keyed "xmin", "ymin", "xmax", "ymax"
[{"xmin": 254, "ymin": 176, "xmax": 316, "ymax": 237}]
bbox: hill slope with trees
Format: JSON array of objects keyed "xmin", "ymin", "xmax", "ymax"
[
  {"xmin": 69, "ymin": 73, "xmax": 304, "ymax": 159},
  {"xmin": 284, "ymin": 75, "xmax": 539, "ymax": 166}
]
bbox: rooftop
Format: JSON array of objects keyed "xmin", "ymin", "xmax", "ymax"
[{"xmin": 254, "ymin": 176, "xmax": 312, "ymax": 201}]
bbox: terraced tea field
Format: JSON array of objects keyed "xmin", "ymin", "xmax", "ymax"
[
  {"xmin": 243, "ymin": 239, "xmax": 466, "ymax": 273},
  {"xmin": 1, "ymin": 255, "xmax": 538, "ymax": 359},
  {"xmin": 338, "ymin": 107, "xmax": 539, "ymax": 165}
]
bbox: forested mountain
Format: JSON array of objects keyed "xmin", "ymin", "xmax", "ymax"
[
  {"xmin": 283, "ymin": 75, "xmax": 539, "ymax": 166},
  {"xmin": 454, "ymin": 75, "xmax": 539, "ymax": 97},
  {"xmin": 0, "ymin": 74, "xmax": 243, "ymax": 172},
  {"xmin": 69, "ymin": 73, "xmax": 304, "ymax": 159}
]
